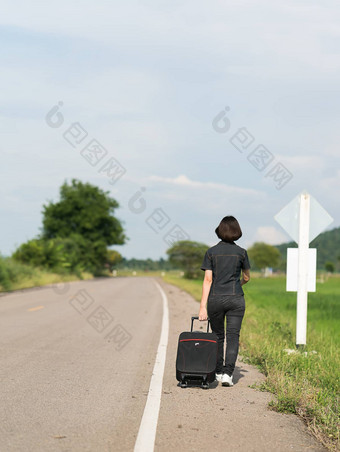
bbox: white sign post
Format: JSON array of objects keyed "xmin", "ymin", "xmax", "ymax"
[
  {"xmin": 296, "ymin": 193, "xmax": 310, "ymax": 345},
  {"xmin": 275, "ymin": 191, "xmax": 333, "ymax": 347}
]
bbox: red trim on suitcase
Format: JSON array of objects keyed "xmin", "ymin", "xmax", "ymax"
[{"xmin": 179, "ymin": 339, "xmax": 217, "ymax": 343}]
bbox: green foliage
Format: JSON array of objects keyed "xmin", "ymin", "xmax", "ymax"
[
  {"xmin": 325, "ymin": 261, "xmax": 335, "ymax": 273},
  {"xmin": 42, "ymin": 179, "xmax": 126, "ymax": 246},
  {"xmin": 0, "ymin": 255, "xmax": 37, "ymax": 290},
  {"xmin": 12, "ymin": 235, "xmax": 86, "ymax": 275},
  {"xmin": 107, "ymin": 250, "xmax": 123, "ymax": 270},
  {"xmin": 0, "ymin": 255, "xmax": 11, "ymax": 290},
  {"xmin": 162, "ymin": 274, "xmax": 340, "ymax": 449},
  {"xmin": 166, "ymin": 240, "xmax": 208, "ymax": 279},
  {"xmin": 276, "ymin": 226, "xmax": 340, "ymax": 270},
  {"xmin": 12, "ymin": 238, "xmax": 53, "ymax": 269},
  {"xmin": 0, "ymin": 254, "xmax": 93, "ymax": 292},
  {"xmin": 240, "ymin": 277, "xmax": 339, "ymax": 447},
  {"xmin": 12, "ymin": 179, "xmax": 127, "ymax": 274},
  {"xmin": 247, "ymin": 242, "xmax": 281, "ymax": 270},
  {"xmin": 117, "ymin": 257, "xmax": 175, "ymax": 271}
]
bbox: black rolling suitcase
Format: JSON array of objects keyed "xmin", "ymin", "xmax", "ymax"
[{"xmin": 176, "ymin": 316, "xmax": 218, "ymax": 389}]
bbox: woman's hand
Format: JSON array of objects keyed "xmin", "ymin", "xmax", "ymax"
[
  {"xmin": 199, "ymin": 306, "xmax": 208, "ymax": 321},
  {"xmin": 199, "ymin": 270, "xmax": 212, "ymax": 321}
]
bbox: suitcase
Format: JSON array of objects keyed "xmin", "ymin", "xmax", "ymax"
[{"xmin": 176, "ymin": 316, "xmax": 218, "ymax": 389}]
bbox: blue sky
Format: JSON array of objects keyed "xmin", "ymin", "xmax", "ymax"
[{"xmin": 1, "ymin": 0, "xmax": 339, "ymax": 259}]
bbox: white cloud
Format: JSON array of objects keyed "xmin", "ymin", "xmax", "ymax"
[
  {"xmin": 148, "ymin": 174, "xmax": 264, "ymax": 197},
  {"xmin": 250, "ymin": 226, "xmax": 290, "ymax": 246},
  {"xmin": 1, "ymin": 0, "xmax": 340, "ymax": 260}
]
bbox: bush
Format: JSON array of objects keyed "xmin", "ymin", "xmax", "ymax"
[
  {"xmin": 0, "ymin": 255, "xmax": 38, "ymax": 291},
  {"xmin": 325, "ymin": 261, "xmax": 335, "ymax": 273},
  {"xmin": 12, "ymin": 236, "xmax": 87, "ymax": 274},
  {"xmin": 12, "ymin": 232, "xmax": 122, "ymax": 275},
  {"xmin": 0, "ymin": 256, "xmax": 11, "ymax": 290}
]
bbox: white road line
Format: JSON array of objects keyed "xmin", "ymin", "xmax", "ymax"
[{"xmin": 134, "ymin": 280, "xmax": 169, "ymax": 452}]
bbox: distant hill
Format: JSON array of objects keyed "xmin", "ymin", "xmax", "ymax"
[{"xmin": 275, "ymin": 227, "xmax": 340, "ymax": 271}]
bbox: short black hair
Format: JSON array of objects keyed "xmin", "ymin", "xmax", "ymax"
[{"xmin": 215, "ymin": 216, "xmax": 242, "ymax": 242}]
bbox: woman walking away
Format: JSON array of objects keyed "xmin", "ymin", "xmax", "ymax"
[{"xmin": 199, "ymin": 216, "xmax": 250, "ymax": 387}]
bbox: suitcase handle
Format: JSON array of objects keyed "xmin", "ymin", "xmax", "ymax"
[{"xmin": 191, "ymin": 316, "xmax": 211, "ymax": 333}]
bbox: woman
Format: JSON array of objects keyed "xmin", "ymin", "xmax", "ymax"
[{"xmin": 199, "ymin": 216, "xmax": 250, "ymax": 386}]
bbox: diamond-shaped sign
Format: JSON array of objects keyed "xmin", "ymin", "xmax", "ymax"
[{"xmin": 275, "ymin": 191, "xmax": 333, "ymax": 244}]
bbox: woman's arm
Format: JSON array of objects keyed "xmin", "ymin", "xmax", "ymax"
[
  {"xmin": 240, "ymin": 269, "xmax": 250, "ymax": 286},
  {"xmin": 199, "ymin": 270, "xmax": 213, "ymax": 320}
]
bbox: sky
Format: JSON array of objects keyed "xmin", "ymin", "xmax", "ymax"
[{"xmin": 1, "ymin": 0, "xmax": 339, "ymax": 259}]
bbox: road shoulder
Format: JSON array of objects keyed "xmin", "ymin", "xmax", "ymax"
[{"xmin": 154, "ymin": 278, "xmax": 326, "ymax": 452}]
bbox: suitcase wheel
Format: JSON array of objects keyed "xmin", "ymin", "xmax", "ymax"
[
  {"xmin": 201, "ymin": 382, "xmax": 209, "ymax": 389},
  {"xmin": 180, "ymin": 380, "xmax": 188, "ymax": 388}
]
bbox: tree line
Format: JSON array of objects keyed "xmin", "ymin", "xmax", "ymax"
[{"xmin": 5, "ymin": 179, "xmax": 338, "ymax": 280}]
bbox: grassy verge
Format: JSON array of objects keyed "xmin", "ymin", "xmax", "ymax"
[
  {"xmin": 1, "ymin": 264, "xmax": 338, "ymax": 448},
  {"xmin": 6, "ymin": 270, "xmax": 93, "ymax": 292},
  {"xmin": 0, "ymin": 257, "xmax": 93, "ymax": 292},
  {"xmin": 162, "ymin": 273, "xmax": 339, "ymax": 451}
]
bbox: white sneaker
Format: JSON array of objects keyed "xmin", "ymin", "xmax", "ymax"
[
  {"xmin": 215, "ymin": 373, "xmax": 223, "ymax": 382},
  {"xmin": 221, "ymin": 373, "xmax": 233, "ymax": 386}
]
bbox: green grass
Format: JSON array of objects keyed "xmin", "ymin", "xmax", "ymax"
[
  {"xmin": 162, "ymin": 273, "xmax": 340, "ymax": 451},
  {"xmin": 1, "ymin": 262, "xmax": 338, "ymax": 449},
  {"xmin": 0, "ymin": 256, "xmax": 93, "ymax": 292}
]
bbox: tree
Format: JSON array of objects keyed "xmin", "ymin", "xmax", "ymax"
[
  {"xmin": 116, "ymin": 257, "xmax": 175, "ymax": 271},
  {"xmin": 247, "ymin": 242, "xmax": 281, "ymax": 270},
  {"xmin": 325, "ymin": 261, "xmax": 335, "ymax": 273},
  {"xmin": 166, "ymin": 240, "xmax": 208, "ymax": 279},
  {"xmin": 276, "ymin": 227, "xmax": 340, "ymax": 270},
  {"xmin": 107, "ymin": 250, "xmax": 123, "ymax": 270},
  {"xmin": 13, "ymin": 180, "xmax": 126, "ymax": 274},
  {"xmin": 42, "ymin": 179, "xmax": 126, "ymax": 246}
]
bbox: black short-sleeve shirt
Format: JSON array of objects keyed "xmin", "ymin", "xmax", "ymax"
[{"xmin": 201, "ymin": 241, "xmax": 250, "ymax": 296}]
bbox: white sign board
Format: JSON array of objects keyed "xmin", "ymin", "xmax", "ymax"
[
  {"xmin": 275, "ymin": 192, "xmax": 333, "ymax": 244},
  {"xmin": 274, "ymin": 191, "xmax": 333, "ymax": 346},
  {"xmin": 286, "ymin": 248, "xmax": 317, "ymax": 292}
]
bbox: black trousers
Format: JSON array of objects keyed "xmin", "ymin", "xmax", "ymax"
[{"xmin": 207, "ymin": 294, "xmax": 245, "ymax": 376}]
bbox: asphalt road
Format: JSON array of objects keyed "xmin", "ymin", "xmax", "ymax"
[{"xmin": 0, "ymin": 277, "xmax": 326, "ymax": 452}]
